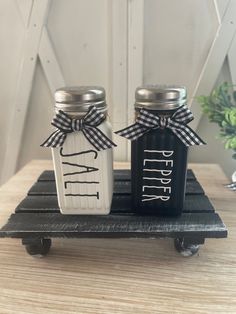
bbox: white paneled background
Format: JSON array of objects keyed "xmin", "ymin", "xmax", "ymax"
[{"xmin": 0, "ymin": 0, "xmax": 236, "ymax": 185}]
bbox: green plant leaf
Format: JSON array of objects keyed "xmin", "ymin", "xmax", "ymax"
[{"xmin": 197, "ymin": 82, "xmax": 236, "ymax": 157}]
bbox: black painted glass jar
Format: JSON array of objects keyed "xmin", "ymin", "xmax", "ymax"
[{"xmin": 131, "ymin": 86, "xmax": 188, "ymax": 216}]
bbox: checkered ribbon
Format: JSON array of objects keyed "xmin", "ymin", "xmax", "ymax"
[
  {"xmin": 115, "ymin": 105, "xmax": 205, "ymax": 146},
  {"xmin": 41, "ymin": 106, "xmax": 116, "ymax": 151}
]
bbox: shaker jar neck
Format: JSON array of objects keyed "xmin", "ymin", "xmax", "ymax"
[
  {"xmin": 135, "ymin": 107, "xmax": 184, "ymax": 117},
  {"xmin": 134, "ymin": 108, "xmax": 181, "ymax": 120}
]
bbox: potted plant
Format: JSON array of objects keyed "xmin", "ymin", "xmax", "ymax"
[{"xmin": 197, "ymin": 82, "xmax": 236, "ymax": 187}]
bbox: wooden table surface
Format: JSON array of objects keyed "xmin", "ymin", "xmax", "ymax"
[{"xmin": 0, "ymin": 160, "xmax": 235, "ymax": 314}]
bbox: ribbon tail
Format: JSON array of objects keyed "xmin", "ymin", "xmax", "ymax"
[
  {"xmin": 169, "ymin": 121, "xmax": 206, "ymax": 146},
  {"xmin": 41, "ymin": 129, "xmax": 67, "ymax": 148},
  {"xmin": 83, "ymin": 127, "xmax": 117, "ymax": 151},
  {"xmin": 115, "ymin": 123, "xmax": 148, "ymax": 141},
  {"xmin": 189, "ymin": 130, "xmax": 206, "ymax": 145}
]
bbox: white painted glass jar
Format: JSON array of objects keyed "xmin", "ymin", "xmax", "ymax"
[{"xmin": 46, "ymin": 86, "xmax": 114, "ymax": 215}]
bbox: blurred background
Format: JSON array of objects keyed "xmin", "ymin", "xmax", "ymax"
[{"xmin": 0, "ymin": 0, "xmax": 236, "ymax": 185}]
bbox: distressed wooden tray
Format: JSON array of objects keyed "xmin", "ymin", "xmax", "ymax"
[{"xmin": 0, "ymin": 169, "xmax": 227, "ymax": 257}]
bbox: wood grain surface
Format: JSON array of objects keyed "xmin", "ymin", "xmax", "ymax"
[{"xmin": 0, "ymin": 160, "xmax": 235, "ymax": 314}]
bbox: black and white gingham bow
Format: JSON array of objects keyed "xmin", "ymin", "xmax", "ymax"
[
  {"xmin": 41, "ymin": 106, "xmax": 116, "ymax": 151},
  {"xmin": 115, "ymin": 105, "xmax": 205, "ymax": 146}
]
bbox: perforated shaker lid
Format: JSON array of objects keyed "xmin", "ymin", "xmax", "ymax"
[
  {"xmin": 54, "ymin": 86, "xmax": 106, "ymax": 113},
  {"xmin": 135, "ymin": 85, "xmax": 187, "ymax": 110}
]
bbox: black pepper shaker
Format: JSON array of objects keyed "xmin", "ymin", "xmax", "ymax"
[{"xmin": 116, "ymin": 85, "xmax": 205, "ymax": 216}]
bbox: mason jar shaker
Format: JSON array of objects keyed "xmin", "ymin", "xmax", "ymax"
[
  {"xmin": 116, "ymin": 85, "xmax": 205, "ymax": 216},
  {"xmin": 42, "ymin": 86, "xmax": 116, "ymax": 215}
]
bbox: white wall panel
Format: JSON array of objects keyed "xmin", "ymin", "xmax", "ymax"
[
  {"xmin": 110, "ymin": 0, "xmax": 128, "ymax": 161},
  {"xmin": 47, "ymin": 0, "xmax": 111, "ymax": 91},
  {"xmin": 216, "ymin": 0, "xmax": 230, "ymax": 18},
  {"xmin": 0, "ymin": 0, "xmax": 25, "ymax": 175},
  {"xmin": 143, "ymin": 0, "xmax": 218, "ymax": 99},
  {"xmin": 17, "ymin": 61, "xmax": 53, "ymax": 169}
]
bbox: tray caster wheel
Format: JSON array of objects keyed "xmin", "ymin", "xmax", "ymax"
[
  {"xmin": 174, "ymin": 238, "xmax": 200, "ymax": 257},
  {"xmin": 22, "ymin": 238, "xmax": 51, "ymax": 257}
]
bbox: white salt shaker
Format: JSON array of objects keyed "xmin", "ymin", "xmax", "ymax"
[{"xmin": 42, "ymin": 86, "xmax": 116, "ymax": 215}]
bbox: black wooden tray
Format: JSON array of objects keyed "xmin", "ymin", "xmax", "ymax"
[{"xmin": 0, "ymin": 169, "xmax": 227, "ymax": 257}]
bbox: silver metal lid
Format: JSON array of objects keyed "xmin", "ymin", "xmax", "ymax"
[
  {"xmin": 54, "ymin": 86, "xmax": 106, "ymax": 112},
  {"xmin": 135, "ymin": 85, "xmax": 187, "ymax": 110}
]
